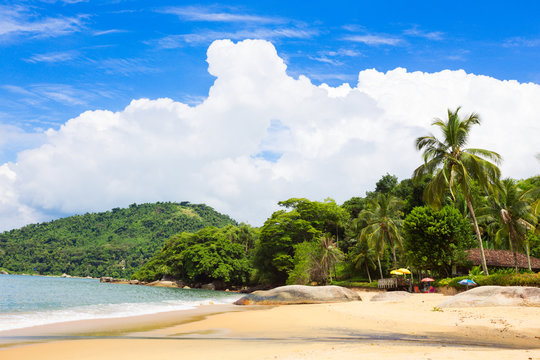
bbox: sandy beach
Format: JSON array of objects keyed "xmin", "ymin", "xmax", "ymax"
[{"xmin": 1, "ymin": 290, "xmax": 539, "ymax": 360}]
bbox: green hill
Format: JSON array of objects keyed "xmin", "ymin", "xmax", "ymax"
[{"xmin": 0, "ymin": 202, "xmax": 237, "ymax": 278}]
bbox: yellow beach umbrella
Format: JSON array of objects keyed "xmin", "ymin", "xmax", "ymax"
[
  {"xmin": 390, "ymin": 269, "xmax": 402, "ymax": 275},
  {"xmin": 397, "ymin": 268, "xmax": 411, "ymax": 275}
]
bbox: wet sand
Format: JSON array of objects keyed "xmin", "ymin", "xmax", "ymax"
[{"xmin": 1, "ymin": 291, "xmax": 539, "ymax": 359}]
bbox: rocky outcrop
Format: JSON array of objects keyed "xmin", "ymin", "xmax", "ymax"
[
  {"xmin": 147, "ymin": 280, "xmax": 182, "ymax": 288},
  {"xmin": 234, "ymin": 285, "xmax": 362, "ymax": 305},
  {"xmin": 370, "ymin": 291, "xmax": 411, "ymax": 302},
  {"xmin": 61, "ymin": 273, "xmax": 71, "ymax": 278},
  {"xmin": 201, "ymin": 283, "xmax": 216, "ymax": 290},
  {"xmin": 0, "ymin": 270, "xmax": 8, "ymax": 275},
  {"xmin": 438, "ymin": 286, "xmax": 540, "ymax": 308}
]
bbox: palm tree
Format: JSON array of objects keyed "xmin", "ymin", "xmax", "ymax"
[
  {"xmin": 414, "ymin": 107, "xmax": 501, "ymax": 275},
  {"xmin": 358, "ymin": 193, "xmax": 404, "ymax": 278},
  {"xmin": 313, "ymin": 233, "xmax": 343, "ymax": 283},
  {"xmin": 352, "ymin": 239, "xmax": 377, "ymax": 283},
  {"xmin": 479, "ymin": 179, "xmax": 538, "ymax": 273}
]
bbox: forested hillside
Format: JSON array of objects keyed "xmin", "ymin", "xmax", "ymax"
[{"xmin": 0, "ymin": 202, "xmax": 236, "ymax": 278}]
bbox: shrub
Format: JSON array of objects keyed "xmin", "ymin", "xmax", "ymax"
[{"xmin": 436, "ymin": 272, "xmax": 540, "ymax": 288}]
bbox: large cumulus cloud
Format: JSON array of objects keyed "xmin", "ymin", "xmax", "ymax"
[{"xmin": 0, "ymin": 39, "xmax": 538, "ymax": 230}]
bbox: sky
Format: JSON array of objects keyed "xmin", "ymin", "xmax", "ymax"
[{"xmin": 0, "ymin": 0, "xmax": 539, "ymax": 230}]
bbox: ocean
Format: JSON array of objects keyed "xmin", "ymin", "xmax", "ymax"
[{"xmin": 0, "ymin": 274, "xmax": 241, "ymax": 332}]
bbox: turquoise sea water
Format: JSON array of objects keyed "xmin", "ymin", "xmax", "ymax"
[{"xmin": 0, "ymin": 274, "xmax": 240, "ymax": 331}]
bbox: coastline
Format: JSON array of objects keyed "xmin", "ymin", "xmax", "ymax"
[{"xmin": 1, "ymin": 290, "xmax": 538, "ymax": 359}]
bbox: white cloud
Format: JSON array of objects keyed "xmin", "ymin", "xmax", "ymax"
[
  {"xmin": 161, "ymin": 6, "xmax": 283, "ymax": 24},
  {"xmin": 0, "ymin": 39, "xmax": 539, "ymax": 231},
  {"xmin": 156, "ymin": 28, "xmax": 316, "ymax": 48},
  {"xmin": 2, "ymin": 83, "xmax": 105, "ymax": 107},
  {"xmin": 344, "ymin": 34, "xmax": 402, "ymax": 45},
  {"xmin": 93, "ymin": 58, "xmax": 157, "ymax": 76},
  {"xmin": 503, "ymin": 37, "xmax": 540, "ymax": 48},
  {"xmin": 404, "ymin": 27, "xmax": 444, "ymax": 40},
  {"xmin": 0, "ymin": 5, "xmax": 83, "ymax": 40},
  {"xmin": 93, "ymin": 29, "xmax": 127, "ymax": 36},
  {"xmin": 26, "ymin": 51, "xmax": 79, "ymax": 63}
]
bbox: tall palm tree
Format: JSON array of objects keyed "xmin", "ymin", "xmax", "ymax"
[
  {"xmin": 352, "ymin": 239, "xmax": 377, "ymax": 283},
  {"xmin": 479, "ymin": 179, "xmax": 538, "ymax": 273},
  {"xmin": 314, "ymin": 233, "xmax": 343, "ymax": 283},
  {"xmin": 358, "ymin": 193, "xmax": 404, "ymax": 278},
  {"xmin": 414, "ymin": 107, "xmax": 502, "ymax": 275}
]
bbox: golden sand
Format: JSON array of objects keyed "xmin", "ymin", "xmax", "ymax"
[{"xmin": 1, "ymin": 291, "xmax": 539, "ymax": 360}]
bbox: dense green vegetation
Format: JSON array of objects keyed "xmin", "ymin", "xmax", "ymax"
[
  {"xmin": 437, "ymin": 272, "xmax": 540, "ymax": 288},
  {"xmin": 132, "ymin": 225, "xmax": 257, "ymax": 286},
  {"xmin": 403, "ymin": 206, "xmax": 474, "ymax": 276},
  {"xmin": 0, "ymin": 202, "xmax": 236, "ymax": 278},
  {"xmin": 253, "ymin": 198, "xmax": 348, "ymax": 284}
]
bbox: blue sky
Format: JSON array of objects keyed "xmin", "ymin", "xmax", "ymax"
[
  {"xmin": 2, "ymin": 1, "xmax": 540, "ymax": 139},
  {"xmin": 0, "ymin": 0, "xmax": 539, "ymax": 229}
]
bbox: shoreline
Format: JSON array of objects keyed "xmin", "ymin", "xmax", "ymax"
[
  {"xmin": 1, "ymin": 290, "xmax": 538, "ymax": 359},
  {"xmin": 0, "ymin": 303, "xmax": 254, "ymax": 348}
]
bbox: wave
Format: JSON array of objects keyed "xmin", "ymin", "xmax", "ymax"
[{"xmin": 0, "ymin": 295, "xmax": 242, "ymax": 332}]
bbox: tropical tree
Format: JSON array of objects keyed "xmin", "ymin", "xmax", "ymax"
[
  {"xmin": 351, "ymin": 239, "xmax": 377, "ymax": 283},
  {"xmin": 479, "ymin": 179, "xmax": 539, "ymax": 272},
  {"xmin": 286, "ymin": 234, "xmax": 343, "ymax": 285},
  {"xmin": 403, "ymin": 205, "xmax": 474, "ymax": 277},
  {"xmin": 414, "ymin": 107, "xmax": 502, "ymax": 275},
  {"xmin": 316, "ymin": 233, "xmax": 344, "ymax": 283},
  {"xmin": 253, "ymin": 198, "xmax": 348, "ymax": 284},
  {"xmin": 357, "ymin": 193, "xmax": 404, "ymax": 277}
]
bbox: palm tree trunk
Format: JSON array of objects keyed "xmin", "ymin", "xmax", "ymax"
[
  {"xmin": 365, "ymin": 262, "xmax": 372, "ymax": 283},
  {"xmin": 525, "ymin": 241, "xmax": 532, "ymax": 271},
  {"xmin": 386, "ymin": 231, "xmax": 398, "ymax": 269},
  {"xmin": 466, "ymin": 197, "xmax": 489, "ymax": 275},
  {"xmin": 509, "ymin": 241, "xmax": 519, "ymax": 274},
  {"xmin": 377, "ymin": 256, "xmax": 383, "ymax": 279},
  {"xmin": 391, "ymin": 245, "xmax": 397, "ymax": 269}
]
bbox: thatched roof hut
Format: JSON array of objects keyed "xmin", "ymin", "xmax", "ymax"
[{"xmin": 466, "ymin": 249, "xmax": 540, "ymax": 270}]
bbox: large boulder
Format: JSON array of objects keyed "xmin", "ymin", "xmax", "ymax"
[
  {"xmin": 234, "ymin": 285, "xmax": 362, "ymax": 305},
  {"xmin": 438, "ymin": 286, "xmax": 540, "ymax": 308},
  {"xmin": 201, "ymin": 283, "xmax": 216, "ymax": 290},
  {"xmin": 370, "ymin": 291, "xmax": 411, "ymax": 302},
  {"xmin": 147, "ymin": 280, "xmax": 179, "ymax": 288},
  {"xmin": 0, "ymin": 270, "xmax": 8, "ymax": 275}
]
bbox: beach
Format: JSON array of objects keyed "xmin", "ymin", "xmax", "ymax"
[{"xmin": 1, "ymin": 290, "xmax": 539, "ymax": 360}]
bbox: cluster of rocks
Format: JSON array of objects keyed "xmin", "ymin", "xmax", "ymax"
[
  {"xmin": 99, "ymin": 276, "xmax": 245, "ymax": 291},
  {"xmin": 0, "ymin": 270, "xmax": 8, "ymax": 275}
]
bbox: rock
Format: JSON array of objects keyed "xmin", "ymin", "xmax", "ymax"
[
  {"xmin": 234, "ymin": 285, "xmax": 362, "ymax": 305},
  {"xmin": 1, "ymin": 270, "xmax": 8, "ymax": 275},
  {"xmin": 147, "ymin": 280, "xmax": 178, "ymax": 288},
  {"xmin": 370, "ymin": 291, "xmax": 411, "ymax": 302},
  {"xmin": 201, "ymin": 283, "xmax": 216, "ymax": 291},
  {"xmin": 129, "ymin": 280, "xmax": 140, "ymax": 285},
  {"xmin": 438, "ymin": 286, "xmax": 540, "ymax": 308},
  {"xmin": 212, "ymin": 280, "xmax": 226, "ymax": 290},
  {"xmin": 183, "ymin": 285, "xmax": 191, "ymax": 289},
  {"xmin": 61, "ymin": 273, "xmax": 71, "ymax": 278},
  {"xmin": 100, "ymin": 277, "xmax": 113, "ymax": 283}
]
